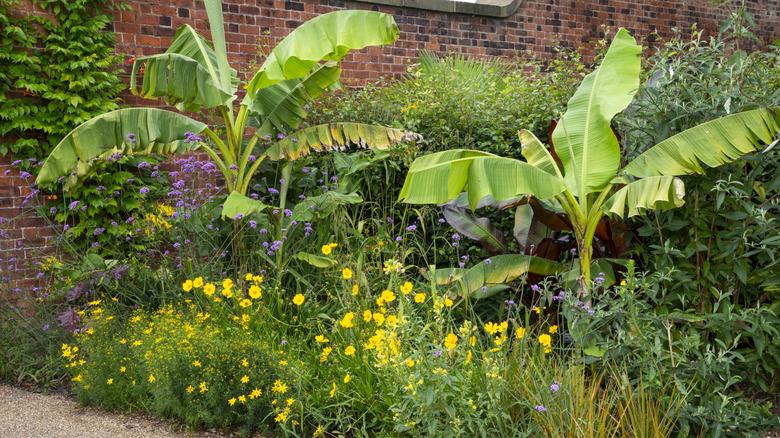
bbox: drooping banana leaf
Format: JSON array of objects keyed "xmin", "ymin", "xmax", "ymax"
[
  {"xmin": 519, "ymin": 129, "xmax": 561, "ymax": 177},
  {"xmin": 221, "ymin": 191, "xmax": 271, "ymax": 219},
  {"xmin": 435, "ymin": 254, "xmax": 563, "ymax": 299},
  {"xmin": 623, "ymin": 108, "xmax": 780, "ymax": 177},
  {"xmin": 249, "ymin": 63, "xmax": 341, "ymax": 132},
  {"xmin": 399, "ymin": 150, "xmax": 566, "ymax": 209},
  {"xmin": 513, "ymin": 203, "xmax": 552, "ymax": 251},
  {"xmin": 602, "ymin": 176, "xmax": 685, "ymax": 218},
  {"xmin": 244, "ymin": 10, "xmax": 399, "ymax": 104},
  {"xmin": 292, "ymin": 191, "xmax": 362, "ymax": 221},
  {"xmin": 551, "ymin": 28, "xmax": 641, "ymax": 196},
  {"xmin": 442, "ymin": 205, "xmax": 507, "ymax": 255},
  {"xmin": 130, "ymin": 25, "xmax": 237, "ymax": 111},
  {"xmin": 36, "ymin": 108, "xmax": 207, "ymax": 189},
  {"xmin": 263, "ymin": 123, "xmax": 417, "ymax": 161}
]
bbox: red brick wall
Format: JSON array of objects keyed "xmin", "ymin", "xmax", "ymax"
[{"xmin": 112, "ymin": 0, "xmax": 779, "ymax": 95}]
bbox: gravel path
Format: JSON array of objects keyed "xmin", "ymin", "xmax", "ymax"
[{"xmin": 0, "ymin": 385, "xmax": 221, "ymax": 438}]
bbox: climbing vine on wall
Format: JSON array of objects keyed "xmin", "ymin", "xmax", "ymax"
[{"xmin": 0, "ymin": 0, "xmax": 124, "ymax": 158}]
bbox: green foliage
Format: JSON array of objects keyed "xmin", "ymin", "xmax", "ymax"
[
  {"xmin": 311, "ymin": 50, "xmax": 585, "ymax": 158},
  {"xmin": 0, "ymin": 0, "xmax": 124, "ymax": 158}
]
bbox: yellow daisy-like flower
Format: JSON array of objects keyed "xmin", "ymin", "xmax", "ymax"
[
  {"xmin": 249, "ymin": 388, "xmax": 262, "ymax": 399},
  {"xmin": 444, "ymin": 332, "xmax": 458, "ymax": 350},
  {"xmin": 221, "ymin": 288, "xmax": 233, "ymax": 298},
  {"xmin": 548, "ymin": 325, "xmax": 558, "ymax": 334},
  {"xmin": 239, "ymin": 298, "xmax": 252, "ymax": 308},
  {"xmin": 344, "ymin": 345, "xmax": 356, "ymax": 356},
  {"xmin": 343, "ymin": 374, "xmax": 351, "ymax": 384},
  {"xmin": 148, "ymin": 374, "xmax": 156, "ymax": 383},
  {"xmin": 248, "ymin": 284, "xmax": 262, "ymax": 299},
  {"xmin": 380, "ymin": 289, "xmax": 396, "ymax": 303},
  {"xmin": 320, "ymin": 346, "xmax": 333, "ymax": 363},
  {"xmin": 203, "ymin": 283, "xmax": 216, "ymax": 296},
  {"xmin": 186, "ymin": 385, "xmax": 194, "ymax": 394},
  {"xmin": 405, "ymin": 358, "xmax": 415, "ymax": 368},
  {"xmin": 313, "ymin": 425, "xmax": 325, "ymax": 437},
  {"xmin": 386, "ymin": 314, "xmax": 398, "ymax": 327},
  {"xmin": 182, "ymin": 279, "xmax": 193, "ymax": 292},
  {"xmin": 315, "ymin": 335, "xmax": 329, "ymax": 344},
  {"xmin": 192, "ymin": 360, "xmax": 202, "ymax": 367},
  {"xmin": 342, "ymin": 267, "xmax": 353, "ymax": 279},
  {"xmin": 538, "ymin": 333, "xmax": 552, "ymax": 353},
  {"xmin": 362, "ymin": 310, "xmax": 373, "ymax": 322},
  {"xmin": 339, "ymin": 312, "xmax": 354, "ymax": 328},
  {"xmin": 329, "ymin": 382, "xmax": 337, "ymax": 398},
  {"xmin": 192, "ymin": 277, "xmax": 204, "ymax": 288},
  {"xmin": 292, "ymin": 294, "xmax": 305, "ymax": 306},
  {"xmin": 240, "ymin": 375, "xmax": 249, "ymax": 384},
  {"xmin": 119, "ymin": 366, "xmax": 126, "ymax": 373},
  {"xmin": 373, "ymin": 312, "xmax": 385, "ymax": 326},
  {"xmin": 238, "ymin": 395, "xmax": 247, "ymax": 403},
  {"xmin": 106, "ymin": 378, "xmax": 113, "ymax": 385},
  {"xmin": 351, "ymin": 284, "xmax": 359, "ymax": 296},
  {"xmin": 444, "ymin": 297, "xmax": 454, "ymax": 307},
  {"xmin": 228, "ymin": 398, "xmax": 236, "ymax": 406},
  {"xmin": 272, "ymin": 379, "xmax": 288, "ymax": 394},
  {"xmin": 515, "ymin": 327, "xmax": 526, "ymax": 340},
  {"xmin": 414, "ymin": 293, "xmax": 426, "ymax": 303},
  {"xmin": 321, "ymin": 243, "xmax": 338, "ymax": 255},
  {"xmin": 400, "ymin": 281, "xmax": 413, "ymax": 295},
  {"xmin": 199, "ymin": 381, "xmax": 208, "ymax": 393},
  {"xmin": 484, "ymin": 321, "xmax": 500, "ymax": 335},
  {"xmin": 244, "ymin": 273, "xmax": 254, "ymax": 281},
  {"xmin": 222, "ymin": 278, "xmax": 234, "ymax": 289},
  {"xmin": 241, "ymin": 358, "xmax": 249, "ymax": 367}
]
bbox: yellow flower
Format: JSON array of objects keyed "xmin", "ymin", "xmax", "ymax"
[
  {"xmin": 444, "ymin": 297, "xmax": 454, "ymax": 307},
  {"xmin": 414, "ymin": 293, "xmax": 426, "ymax": 303},
  {"xmin": 320, "ymin": 346, "xmax": 333, "ymax": 363},
  {"xmin": 344, "ymin": 345, "xmax": 356, "ymax": 356},
  {"xmin": 386, "ymin": 314, "xmax": 398, "ymax": 327},
  {"xmin": 106, "ymin": 378, "xmax": 113, "ymax": 385},
  {"xmin": 148, "ymin": 374, "xmax": 156, "ymax": 383},
  {"xmin": 192, "ymin": 360, "xmax": 202, "ymax": 367},
  {"xmin": 315, "ymin": 334, "xmax": 329, "ymax": 343},
  {"xmin": 321, "ymin": 243, "xmax": 338, "ymax": 255},
  {"xmin": 182, "ymin": 279, "xmax": 193, "ymax": 292},
  {"xmin": 351, "ymin": 284, "xmax": 359, "ymax": 296},
  {"xmin": 248, "ymin": 285, "xmax": 262, "ymax": 299},
  {"xmin": 498, "ymin": 321, "xmax": 509, "ymax": 334},
  {"xmin": 484, "ymin": 321, "xmax": 500, "ymax": 335},
  {"xmin": 339, "ymin": 312, "xmax": 354, "ymax": 328},
  {"xmin": 400, "ymin": 281, "xmax": 413, "ymax": 295},
  {"xmin": 342, "ymin": 267, "xmax": 353, "ymax": 279},
  {"xmin": 228, "ymin": 398, "xmax": 237, "ymax": 406},
  {"xmin": 221, "ymin": 288, "xmax": 234, "ymax": 298},
  {"xmin": 240, "ymin": 375, "xmax": 249, "ymax": 384},
  {"xmin": 380, "ymin": 289, "xmax": 396, "ymax": 303},
  {"xmin": 239, "ymin": 298, "xmax": 252, "ymax": 308},
  {"xmin": 313, "ymin": 425, "xmax": 325, "ymax": 437},
  {"xmin": 292, "ymin": 294, "xmax": 305, "ymax": 306},
  {"xmin": 329, "ymin": 382, "xmax": 336, "ymax": 398},
  {"xmin": 515, "ymin": 327, "xmax": 526, "ymax": 340},
  {"xmin": 249, "ymin": 388, "xmax": 262, "ymax": 399},
  {"xmin": 444, "ymin": 332, "xmax": 458, "ymax": 350},
  {"xmin": 245, "ymin": 273, "xmax": 254, "ymax": 281},
  {"xmin": 620, "ymin": 279, "xmax": 627, "ymax": 286},
  {"xmin": 186, "ymin": 385, "xmax": 194, "ymax": 394},
  {"xmin": 373, "ymin": 312, "xmax": 385, "ymax": 326},
  {"xmin": 405, "ymin": 358, "xmax": 415, "ymax": 368},
  {"xmin": 203, "ymin": 283, "xmax": 216, "ymax": 296},
  {"xmin": 465, "ymin": 350, "xmax": 473, "ymax": 364},
  {"xmin": 538, "ymin": 333, "xmax": 553, "ymax": 353},
  {"xmin": 199, "ymin": 381, "xmax": 208, "ymax": 393},
  {"xmin": 343, "ymin": 374, "xmax": 351, "ymax": 384},
  {"xmin": 222, "ymin": 278, "xmax": 234, "ymax": 289},
  {"xmin": 119, "ymin": 366, "xmax": 126, "ymax": 373},
  {"xmin": 548, "ymin": 325, "xmax": 558, "ymax": 334},
  {"xmin": 191, "ymin": 277, "xmax": 203, "ymax": 288},
  {"xmin": 362, "ymin": 310, "xmax": 373, "ymax": 322},
  {"xmin": 272, "ymin": 379, "xmax": 288, "ymax": 394}
]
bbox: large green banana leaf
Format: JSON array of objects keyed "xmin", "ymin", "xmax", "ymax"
[
  {"xmin": 602, "ymin": 176, "xmax": 685, "ymax": 218},
  {"xmin": 519, "ymin": 129, "xmax": 561, "ymax": 177},
  {"xmin": 552, "ymin": 28, "xmax": 641, "ymax": 196},
  {"xmin": 249, "ymin": 64, "xmax": 341, "ymax": 132},
  {"xmin": 221, "ymin": 191, "xmax": 271, "ymax": 219},
  {"xmin": 623, "ymin": 108, "xmax": 780, "ymax": 177},
  {"xmin": 203, "ymin": 0, "xmax": 232, "ymax": 93},
  {"xmin": 130, "ymin": 25, "xmax": 236, "ymax": 111},
  {"xmin": 263, "ymin": 123, "xmax": 416, "ymax": 161},
  {"xmin": 442, "ymin": 205, "xmax": 507, "ymax": 255},
  {"xmin": 36, "ymin": 108, "xmax": 207, "ymax": 189},
  {"xmin": 432, "ymin": 254, "xmax": 563, "ymax": 299},
  {"xmin": 243, "ymin": 10, "xmax": 398, "ymax": 104},
  {"xmin": 398, "ymin": 150, "xmax": 567, "ymax": 209}
]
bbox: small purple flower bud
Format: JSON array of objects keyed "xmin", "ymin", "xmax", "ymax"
[{"xmin": 535, "ymin": 405, "xmax": 547, "ymax": 412}]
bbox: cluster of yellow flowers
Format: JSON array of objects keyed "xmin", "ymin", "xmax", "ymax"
[{"xmin": 181, "ymin": 273, "xmax": 265, "ymax": 309}]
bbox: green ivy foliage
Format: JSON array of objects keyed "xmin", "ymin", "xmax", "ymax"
[{"xmin": 0, "ymin": 0, "xmax": 124, "ymax": 158}]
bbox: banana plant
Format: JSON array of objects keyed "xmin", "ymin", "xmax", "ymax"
[
  {"xmin": 35, "ymin": 3, "xmax": 415, "ymax": 219},
  {"xmin": 399, "ymin": 28, "xmax": 780, "ymax": 297}
]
